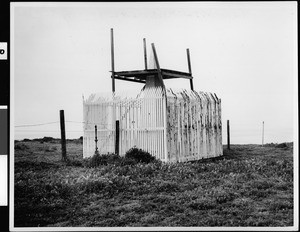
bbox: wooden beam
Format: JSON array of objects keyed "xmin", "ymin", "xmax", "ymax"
[
  {"xmin": 114, "ymin": 76, "xmax": 146, "ymax": 84},
  {"xmin": 111, "ymin": 28, "xmax": 115, "ymax": 92},
  {"xmin": 151, "ymin": 43, "xmax": 165, "ymax": 88},
  {"xmin": 113, "ymin": 70, "xmax": 158, "ymax": 77},
  {"xmin": 186, "ymin": 48, "xmax": 194, "ymax": 91},
  {"xmin": 143, "ymin": 38, "xmax": 148, "ymax": 70},
  {"xmin": 161, "ymin": 71, "xmax": 192, "ymax": 79}
]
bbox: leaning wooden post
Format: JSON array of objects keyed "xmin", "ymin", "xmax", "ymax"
[
  {"xmin": 227, "ymin": 120, "xmax": 230, "ymax": 150},
  {"xmin": 186, "ymin": 48, "xmax": 194, "ymax": 91},
  {"xmin": 151, "ymin": 43, "xmax": 165, "ymax": 88},
  {"xmin": 143, "ymin": 38, "xmax": 148, "ymax": 70},
  {"xmin": 115, "ymin": 120, "xmax": 120, "ymax": 155},
  {"xmin": 60, "ymin": 110, "xmax": 67, "ymax": 161},
  {"xmin": 111, "ymin": 28, "xmax": 115, "ymax": 92}
]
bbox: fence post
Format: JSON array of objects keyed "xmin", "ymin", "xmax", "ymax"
[
  {"xmin": 227, "ymin": 120, "xmax": 230, "ymax": 150},
  {"xmin": 95, "ymin": 125, "xmax": 99, "ymax": 154},
  {"xmin": 60, "ymin": 110, "xmax": 67, "ymax": 161},
  {"xmin": 115, "ymin": 120, "xmax": 120, "ymax": 155}
]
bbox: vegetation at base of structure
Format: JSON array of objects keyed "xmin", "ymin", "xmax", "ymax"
[
  {"xmin": 84, "ymin": 147, "xmax": 157, "ymax": 168},
  {"xmin": 84, "ymin": 153, "xmax": 122, "ymax": 167},
  {"xmin": 125, "ymin": 147, "xmax": 157, "ymax": 164},
  {"xmin": 14, "ymin": 140, "xmax": 293, "ymax": 227}
]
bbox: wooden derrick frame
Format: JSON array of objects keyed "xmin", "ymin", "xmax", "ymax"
[
  {"xmin": 110, "ymin": 28, "xmax": 194, "ymax": 92},
  {"xmin": 82, "ymin": 29, "xmax": 222, "ymax": 162}
]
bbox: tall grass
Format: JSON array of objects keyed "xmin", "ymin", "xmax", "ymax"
[{"xmin": 14, "ymin": 141, "xmax": 293, "ymax": 227}]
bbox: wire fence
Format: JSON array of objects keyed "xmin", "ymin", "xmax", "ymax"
[{"xmin": 14, "ymin": 119, "xmax": 293, "ymax": 144}]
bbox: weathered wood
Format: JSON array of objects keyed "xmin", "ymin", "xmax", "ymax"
[
  {"xmin": 60, "ymin": 110, "xmax": 67, "ymax": 161},
  {"xmin": 114, "ymin": 76, "xmax": 146, "ymax": 84},
  {"xmin": 83, "ymin": 88, "xmax": 222, "ymax": 161},
  {"xmin": 227, "ymin": 120, "xmax": 230, "ymax": 150},
  {"xmin": 143, "ymin": 38, "xmax": 148, "ymax": 70},
  {"xmin": 115, "ymin": 120, "xmax": 120, "ymax": 155},
  {"xmin": 161, "ymin": 71, "xmax": 192, "ymax": 80},
  {"xmin": 111, "ymin": 28, "xmax": 115, "ymax": 92},
  {"xmin": 151, "ymin": 43, "xmax": 165, "ymax": 88},
  {"xmin": 186, "ymin": 49, "xmax": 194, "ymax": 91}
]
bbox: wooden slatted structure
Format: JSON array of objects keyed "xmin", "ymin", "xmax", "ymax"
[{"xmin": 83, "ymin": 87, "xmax": 222, "ymax": 161}]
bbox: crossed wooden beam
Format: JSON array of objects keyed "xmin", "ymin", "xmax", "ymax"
[{"xmin": 110, "ymin": 28, "xmax": 194, "ymax": 92}]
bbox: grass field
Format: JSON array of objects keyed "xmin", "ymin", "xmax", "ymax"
[{"xmin": 14, "ymin": 138, "xmax": 294, "ymax": 227}]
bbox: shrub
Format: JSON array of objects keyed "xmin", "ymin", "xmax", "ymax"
[
  {"xmin": 275, "ymin": 143, "xmax": 288, "ymax": 148},
  {"xmin": 42, "ymin": 137, "xmax": 55, "ymax": 142},
  {"xmin": 85, "ymin": 153, "xmax": 121, "ymax": 167},
  {"xmin": 125, "ymin": 147, "xmax": 156, "ymax": 164}
]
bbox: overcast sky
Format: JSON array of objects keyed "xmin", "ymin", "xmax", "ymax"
[{"xmin": 11, "ymin": 2, "xmax": 297, "ymax": 144}]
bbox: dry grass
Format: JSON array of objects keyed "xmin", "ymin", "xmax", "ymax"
[{"xmin": 14, "ymin": 139, "xmax": 293, "ymax": 227}]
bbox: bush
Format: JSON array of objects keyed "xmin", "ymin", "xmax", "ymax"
[
  {"xmin": 85, "ymin": 153, "xmax": 121, "ymax": 167},
  {"xmin": 84, "ymin": 148, "xmax": 156, "ymax": 167},
  {"xmin": 275, "ymin": 143, "xmax": 288, "ymax": 148},
  {"xmin": 125, "ymin": 147, "xmax": 156, "ymax": 164}
]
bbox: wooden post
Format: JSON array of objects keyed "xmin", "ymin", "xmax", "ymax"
[
  {"xmin": 186, "ymin": 48, "xmax": 194, "ymax": 91},
  {"xmin": 111, "ymin": 28, "xmax": 115, "ymax": 92},
  {"xmin": 95, "ymin": 125, "xmax": 99, "ymax": 154},
  {"xmin": 143, "ymin": 38, "xmax": 148, "ymax": 70},
  {"xmin": 115, "ymin": 120, "xmax": 120, "ymax": 155},
  {"xmin": 227, "ymin": 120, "xmax": 230, "ymax": 150},
  {"xmin": 60, "ymin": 110, "xmax": 67, "ymax": 161},
  {"xmin": 151, "ymin": 43, "xmax": 165, "ymax": 88}
]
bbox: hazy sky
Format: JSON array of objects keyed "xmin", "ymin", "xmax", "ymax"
[{"xmin": 11, "ymin": 2, "xmax": 297, "ymax": 144}]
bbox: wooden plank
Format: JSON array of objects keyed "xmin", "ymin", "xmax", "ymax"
[
  {"xmin": 114, "ymin": 76, "xmax": 146, "ymax": 83},
  {"xmin": 163, "ymin": 93, "xmax": 168, "ymax": 161},
  {"xmin": 151, "ymin": 43, "xmax": 165, "ymax": 88},
  {"xmin": 143, "ymin": 38, "xmax": 148, "ymax": 70},
  {"xmin": 161, "ymin": 71, "xmax": 192, "ymax": 80},
  {"xmin": 111, "ymin": 28, "xmax": 115, "ymax": 92},
  {"xmin": 114, "ymin": 70, "xmax": 158, "ymax": 76}
]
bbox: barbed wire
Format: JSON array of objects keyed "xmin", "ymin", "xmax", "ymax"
[
  {"xmin": 14, "ymin": 121, "xmax": 60, "ymax": 128},
  {"xmin": 14, "ymin": 120, "xmax": 109, "ymax": 128}
]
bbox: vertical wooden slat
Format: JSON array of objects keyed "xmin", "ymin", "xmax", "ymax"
[{"xmin": 163, "ymin": 92, "xmax": 168, "ymax": 162}]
